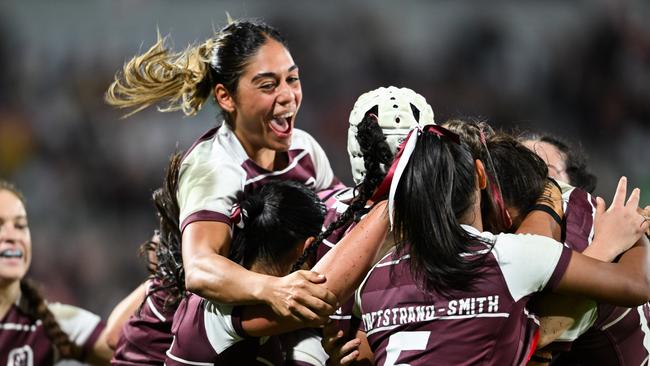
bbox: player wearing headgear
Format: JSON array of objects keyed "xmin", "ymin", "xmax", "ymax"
[{"xmin": 335, "ymin": 121, "xmax": 648, "ymax": 365}]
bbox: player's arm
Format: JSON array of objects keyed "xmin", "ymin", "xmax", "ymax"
[
  {"xmin": 240, "ymin": 202, "xmax": 390, "ymax": 336},
  {"xmin": 554, "ymin": 178, "xmax": 650, "ymax": 306},
  {"xmin": 183, "ymin": 221, "xmax": 337, "ymax": 322},
  {"xmin": 103, "ymin": 281, "xmax": 148, "ymax": 350}
]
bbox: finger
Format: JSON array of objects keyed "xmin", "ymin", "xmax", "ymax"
[
  {"xmin": 299, "ymin": 281, "xmax": 339, "ymax": 309},
  {"xmin": 611, "ymin": 176, "xmax": 628, "ymax": 208},
  {"xmin": 626, "ymin": 188, "xmax": 641, "ymax": 209},
  {"xmin": 340, "ymin": 350, "xmax": 360, "ymax": 365},
  {"xmin": 296, "ymin": 270, "xmax": 327, "ymax": 284},
  {"xmin": 339, "ymin": 338, "xmax": 361, "ymax": 355},
  {"xmin": 595, "ymin": 197, "xmax": 606, "ymax": 218},
  {"xmin": 294, "ymin": 291, "xmax": 337, "ymax": 317}
]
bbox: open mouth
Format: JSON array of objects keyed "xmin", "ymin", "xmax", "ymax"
[
  {"xmin": 0, "ymin": 249, "xmax": 23, "ymax": 259},
  {"xmin": 269, "ymin": 112, "xmax": 294, "ymax": 137}
]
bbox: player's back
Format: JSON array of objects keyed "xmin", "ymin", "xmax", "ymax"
[{"xmin": 356, "ymin": 225, "xmax": 571, "ymax": 366}]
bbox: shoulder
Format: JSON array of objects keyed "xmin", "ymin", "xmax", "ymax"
[{"xmin": 290, "ymin": 128, "xmax": 323, "ymax": 151}]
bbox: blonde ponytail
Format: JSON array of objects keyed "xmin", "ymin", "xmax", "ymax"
[{"xmin": 105, "ymin": 33, "xmax": 216, "ymax": 118}]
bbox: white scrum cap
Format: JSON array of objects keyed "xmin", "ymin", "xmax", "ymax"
[{"xmin": 347, "ymin": 86, "xmax": 435, "ymax": 184}]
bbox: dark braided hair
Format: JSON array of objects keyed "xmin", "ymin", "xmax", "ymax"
[
  {"xmin": 144, "ymin": 152, "xmax": 185, "ymax": 310},
  {"xmin": 19, "ymin": 279, "xmax": 83, "ymax": 361},
  {"xmin": 0, "ymin": 180, "xmax": 83, "ymax": 361},
  {"xmin": 292, "ymin": 107, "xmax": 394, "ymax": 271}
]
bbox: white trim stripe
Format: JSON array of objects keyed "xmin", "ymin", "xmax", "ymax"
[
  {"xmin": 601, "ymin": 308, "xmax": 632, "ymax": 331},
  {"xmin": 245, "ymin": 150, "xmax": 309, "ymax": 185},
  {"xmin": 376, "ymin": 255, "xmax": 411, "ymax": 268},
  {"xmin": 147, "ymin": 296, "xmax": 166, "ymax": 322},
  {"xmin": 329, "ymin": 315, "xmax": 352, "ymax": 320},
  {"xmin": 165, "ymin": 349, "xmax": 214, "ymax": 366},
  {"xmin": 322, "ymin": 238, "xmax": 336, "ymax": 248},
  {"xmin": 0, "ymin": 321, "xmax": 40, "ymax": 331}
]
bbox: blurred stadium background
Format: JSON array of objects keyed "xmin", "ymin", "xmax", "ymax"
[{"xmin": 0, "ymin": 0, "xmax": 648, "ymax": 323}]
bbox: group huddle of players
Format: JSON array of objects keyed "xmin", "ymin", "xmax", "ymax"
[{"xmin": 1, "ymin": 18, "xmax": 650, "ymax": 366}]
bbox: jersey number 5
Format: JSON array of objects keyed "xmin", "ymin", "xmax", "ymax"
[{"xmin": 384, "ymin": 331, "xmax": 430, "ymax": 366}]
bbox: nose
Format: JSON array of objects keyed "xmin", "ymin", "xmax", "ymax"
[
  {"xmin": 276, "ymin": 81, "xmax": 295, "ymax": 105},
  {"xmin": 0, "ymin": 223, "xmax": 17, "ymax": 244}
]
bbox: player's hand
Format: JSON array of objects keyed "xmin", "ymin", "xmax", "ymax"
[
  {"xmin": 261, "ymin": 270, "xmax": 338, "ymax": 325},
  {"xmin": 322, "ymin": 322, "xmax": 360, "ymax": 365},
  {"xmin": 592, "ymin": 177, "xmax": 648, "ymax": 259}
]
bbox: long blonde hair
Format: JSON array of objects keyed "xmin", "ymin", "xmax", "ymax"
[{"xmin": 105, "ymin": 20, "xmax": 288, "ymax": 120}]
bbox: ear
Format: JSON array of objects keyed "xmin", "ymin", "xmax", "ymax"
[
  {"xmin": 302, "ymin": 236, "xmax": 316, "ymax": 253},
  {"xmin": 214, "ymin": 84, "xmax": 235, "ymax": 114},
  {"xmin": 475, "ymin": 159, "xmax": 488, "ymax": 190}
]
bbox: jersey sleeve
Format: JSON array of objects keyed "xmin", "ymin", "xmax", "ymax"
[
  {"xmin": 301, "ymin": 131, "xmax": 343, "ymax": 192},
  {"xmin": 48, "ymin": 303, "xmax": 104, "ymax": 359},
  {"xmin": 177, "ymin": 154, "xmax": 245, "ymax": 232},
  {"xmin": 493, "ymin": 233, "xmax": 572, "ymax": 302},
  {"xmin": 202, "ymin": 302, "xmax": 244, "ymax": 354}
]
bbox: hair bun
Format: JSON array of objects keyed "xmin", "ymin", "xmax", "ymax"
[{"xmin": 240, "ymin": 194, "xmax": 266, "ymax": 225}]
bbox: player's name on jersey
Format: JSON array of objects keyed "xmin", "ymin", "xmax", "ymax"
[{"xmin": 362, "ymin": 295, "xmax": 503, "ymax": 333}]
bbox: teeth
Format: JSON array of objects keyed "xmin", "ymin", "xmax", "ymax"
[
  {"xmin": 276, "ymin": 112, "xmax": 294, "ymax": 119},
  {"xmin": 0, "ymin": 249, "xmax": 23, "ymax": 258}
]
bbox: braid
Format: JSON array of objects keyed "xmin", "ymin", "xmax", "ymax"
[
  {"xmin": 147, "ymin": 152, "xmax": 185, "ymax": 310},
  {"xmin": 19, "ymin": 279, "xmax": 82, "ymax": 361},
  {"xmin": 292, "ymin": 113, "xmax": 393, "ymax": 271}
]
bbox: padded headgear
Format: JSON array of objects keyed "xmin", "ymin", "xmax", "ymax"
[{"xmin": 347, "ymin": 86, "xmax": 434, "ymax": 184}]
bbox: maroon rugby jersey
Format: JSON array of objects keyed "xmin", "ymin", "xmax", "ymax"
[
  {"xmin": 1, "ymin": 296, "xmax": 104, "ymax": 365},
  {"xmin": 165, "ymin": 294, "xmax": 283, "ymax": 365},
  {"xmin": 355, "ymin": 225, "xmax": 572, "ymax": 366},
  {"xmin": 177, "ymin": 125, "xmax": 344, "ymax": 232},
  {"xmin": 547, "ymin": 186, "xmax": 650, "ymax": 365},
  {"xmin": 112, "ymin": 278, "xmax": 176, "ymax": 365}
]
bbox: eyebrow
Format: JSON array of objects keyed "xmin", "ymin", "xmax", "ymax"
[{"xmin": 251, "ymin": 65, "xmax": 299, "ymax": 83}]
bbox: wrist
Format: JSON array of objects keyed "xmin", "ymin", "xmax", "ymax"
[
  {"xmin": 587, "ymin": 238, "xmax": 619, "ymax": 262},
  {"xmin": 250, "ymin": 273, "xmax": 274, "ymax": 304}
]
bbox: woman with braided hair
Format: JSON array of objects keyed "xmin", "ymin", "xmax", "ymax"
[
  {"xmin": 0, "ymin": 180, "xmax": 112, "ymax": 365},
  {"xmin": 106, "ymin": 19, "xmax": 344, "ymax": 328},
  {"xmin": 324, "ymin": 121, "xmax": 649, "ymax": 365}
]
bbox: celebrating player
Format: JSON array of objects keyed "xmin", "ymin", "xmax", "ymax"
[
  {"xmin": 106, "ymin": 19, "xmax": 343, "ymax": 325},
  {"xmin": 0, "ymin": 180, "xmax": 112, "ymax": 365}
]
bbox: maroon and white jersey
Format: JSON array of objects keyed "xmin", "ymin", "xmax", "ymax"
[
  {"xmin": 548, "ymin": 184, "xmax": 650, "ymax": 365},
  {"xmin": 178, "ymin": 124, "xmax": 344, "ymax": 232},
  {"xmin": 354, "ymin": 225, "xmax": 572, "ymax": 366},
  {"xmin": 165, "ymin": 294, "xmax": 282, "ymax": 365},
  {"xmin": 112, "ymin": 279, "xmax": 176, "ymax": 365},
  {"xmin": 1, "ymin": 296, "xmax": 104, "ymax": 366},
  {"xmin": 279, "ymin": 328, "xmax": 328, "ymax": 366}
]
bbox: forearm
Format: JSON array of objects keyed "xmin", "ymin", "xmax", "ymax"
[
  {"xmin": 312, "ymin": 202, "xmax": 389, "ymax": 303},
  {"xmin": 557, "ymin": 236, "xmax": 650, "ymax": 306},
  {"xmin": 104, "ymin": 281, "xmax": 147, "ymax": 349},
  {"xmin": 184, "ymin": 252, "xmax": 270, "ymax": 304}
]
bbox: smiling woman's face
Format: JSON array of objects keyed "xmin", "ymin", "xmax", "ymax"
[
  {"xmin": 228, "ymin": 38, "xmax": 302, "ymax": 154},
  {"xmin": 0, "ymin": 189, "xmax": 31, "ymax": 288}
]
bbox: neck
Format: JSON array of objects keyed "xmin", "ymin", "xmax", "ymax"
[
  {"xmin": 0, "ymin": 281, "xmax": 20, "ymax": 319},
  {"xmin": 249, "ymin": 260, "xmax": 289, "ymax": 278},
  {"xmin": 233, "ymin": 130, "xmax": 278, "ymax": 170},
  {"xmin": 459, "ymin": 189, "xmax": 484, "ymax": 232}
]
